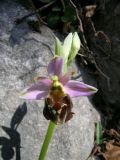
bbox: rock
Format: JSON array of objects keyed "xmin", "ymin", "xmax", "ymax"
[{"xmin": 0, "ymin": 0, "xmax": 100, "ymax": 160}]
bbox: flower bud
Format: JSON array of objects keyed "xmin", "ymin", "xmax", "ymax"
[
  {"xmin": 68, "ymin": 32, "xmax": 81, "ymax": 65},
  {"xmin": 55, "ymin": 37, "xmax": 63, "ymax": 57},
  {"xmin": 62, "ymin": 33, "xmax": 73, "ymax": 63}
]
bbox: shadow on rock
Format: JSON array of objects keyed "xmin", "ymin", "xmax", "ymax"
[
  {"xmin": 0, "ymin": 102, "xmax": 27, "ymax": 160},
  {"xmin": 9, "ymin": 22, "xmax": 30, "ymax": 46}
]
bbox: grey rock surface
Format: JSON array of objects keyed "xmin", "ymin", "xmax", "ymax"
[{"xmin": 0, "ymin": 0, "xmax": 100, "ymax": 160}]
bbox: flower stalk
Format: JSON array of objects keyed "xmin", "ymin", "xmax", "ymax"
[{"xmin": 39, "ymin": 121, "xmax": 55, "ymax": 160}]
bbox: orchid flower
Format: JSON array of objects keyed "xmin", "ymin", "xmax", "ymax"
[{"xmin": 20, "ymin": 57, "xmax": 97, "ymax": 124}]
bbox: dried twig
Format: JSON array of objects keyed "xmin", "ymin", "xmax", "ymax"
[
  {"xmin": 69, "ymin": 0, "xmax": 111, "ymax": 89},
  {"xmin": 69, "ymin": 0, "xmax": 88, "ymax": 47},
  {"xmin": 92, "ymin": 59, "xmax": 110, "ymax": 89},
  {"xmin": 60, "ymin": 0, "xmax": 65, "ymax": 10},
  {"xmin": 16, "ymin": 1, "xmax": 55, "ymax": 24},
  {"xmin": 28, "ymin": 0, "xmax": 41, "ymax": 24}
]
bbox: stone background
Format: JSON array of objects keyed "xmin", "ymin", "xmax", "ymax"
[{"xmin": 0, "ymin": 0, "xmax": 100, "ymax": 160}]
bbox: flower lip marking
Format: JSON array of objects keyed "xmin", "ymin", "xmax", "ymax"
[{"xmin": 43, "ymin": 94, "xmax": 74, "ymax": 124}]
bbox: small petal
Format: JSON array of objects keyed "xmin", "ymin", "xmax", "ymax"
[
  {"xmin": 34, "ymin": 77, "xmax": 52, "ymax": 88},
  {"xmin": 20, "ymin": 90, "xmax": 48, "ymax": 100},
  {"xmin": 59, "ymin": 74, "xmax": 71, "ymax": 85},
  {"xmin": 64, "ymin": 80, "xmax": 98, "ymax": 97},
  {"xmin": 47, "ymin": 57, "xmax": 63, "ymax": 77}
]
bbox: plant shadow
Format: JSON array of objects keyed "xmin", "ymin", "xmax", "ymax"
[{"xmin": 0, "ymin": 102, "xmax": 27, "ymax": 160}]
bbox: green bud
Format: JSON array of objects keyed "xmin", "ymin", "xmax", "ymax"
[
  {"xmin": 62, "ymin": 33, "xmax": 73, "ymax": 63},
  {"xmin": 67, "ymin": 32, "xmax": 81, "ymax": 65}
]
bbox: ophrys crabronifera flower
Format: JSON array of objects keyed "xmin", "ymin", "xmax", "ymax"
[{"xmin": 20, "ymin": 57, "xmax": 97, "ymax": 124}]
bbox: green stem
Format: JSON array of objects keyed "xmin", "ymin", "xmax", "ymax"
[{"xmin": 39, "ymin": 121, "xmax": 55, "ymax": 160}]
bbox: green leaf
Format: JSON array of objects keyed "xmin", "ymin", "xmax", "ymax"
[
  {"xmin": 47, "ymin": 13, "xmax": 60, "ymax": 28},
  {"xmin": 96, "ymin": 122, "xmax": 103, "ymax": 145},
  {"xmin": 61, "ymin": 6, "xmax": 76, "ymax": 23}
]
